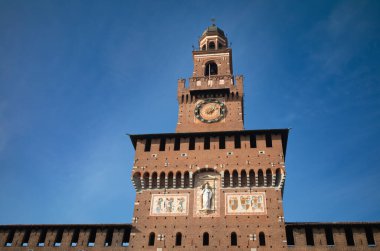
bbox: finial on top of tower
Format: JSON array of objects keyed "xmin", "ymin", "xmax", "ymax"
[{"xmin": 211, "ymin": 18, "xmax": 216, "ymax": 26}]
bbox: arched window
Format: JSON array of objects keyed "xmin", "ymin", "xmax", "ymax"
[
  {"xmin": 231, "ymin": 232, "xmax": 237, "ymax": 246},
  {"xmin": 202, "ymin": 44, "xmax": 206, "ymax": 51},
  {"xmin": 241, "ymin": 170, "xmax": 247, "ymax": 187},
  {"xmin": 204, "ymin": 61, "xmax": 218, "ymax": 76},
  {"xmin": 249, "ymin": 170, "xmax": 255, "ymax": 187},
  {"xmin": 143, "ymin": 172, "xmax": 149, "ymax": 189},
  {"xmin": 259, "ymin": 232, "xmax": 265, "ymax": 246},
  {"xmin": 176, "ymin": 171, "xmax": 182, "ymax": 188},
  {"xmin": 266, "ymin": 169, "xmax": 272, "ymax": 187},
  {"xmin": 275, "ymin": 168, "xmax": 282, "ymax": 187},
  {"xmin": 184, "ymin": 172, "xmax": 190, "ymax": 188},
  {"xmin": 203, "ymin": 232, "xmax": 209, "ymax": 246},
  {"xmin": 218, "ymin": 42, "xmax": 223, "ymax": 49},
  {"xmin": 208, "ymin": 41, "xmax": 215, "ymax": 50},
  {"xmin": 224, "ymin": 171, "xmax": 230, "ymax": 187},
  {"xmin": 148, "ymin": 232, "xmax": 155, "ymax": 246},
  {"xmin": 181, "ymin": 95, "xmax": 184, "ymax": 103},
  {"xmin": 159, "ymin": 172, "xmax": 165, "ymax": 189},
  {"xmin": 175, "ymin": 232, "xmax": 182, "ymax": 246},
  {"xmin": 258, "ymin": 169, "xmax": 264, "ymax": 187},
  {"xmin": 232, "ymin": 170, "xmax": 238, "ymax": 187},
  {"xmin": 168, "ymin": 172, "xmax": 173, "ymax": 188},
  {"xmin": 133, "ymin": 172, "xmax": 141, "ymax": 190},
  {"xmin": 151, "ymin": 172, "xmax": 157, "ymax": 189}
]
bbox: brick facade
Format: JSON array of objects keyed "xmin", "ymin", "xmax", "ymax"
[{"xmin": 0, "ymin": 24, "xmax": 379, "ymax": 251}]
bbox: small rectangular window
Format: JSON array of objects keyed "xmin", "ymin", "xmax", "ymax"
[
  {"xmin": 345, "ymin": 227, "xmax": 355, "ymax": 246},
  {"xmin": 325, "ymin": 226, "xmax": 334, "ymax": 246},
  {"xmin": 189, "ymin": 137, "xmax": 195, "ymax": 150},
  {"xmin": 174, "ymin": 137, "xmax": 180, "ymax": 151},
  {"xmin": 365, "ymin": 227, "xmax": 375, "ymax": 246},
  {"xmin": 37, "ymin": 229, "xmax": 47, "ymax": 247},
  {"xmin": 234, "ymin": 134, "xmax": 241, "ymax": 148},
  {"xmin": 305, "ymin": 227, "xmax": 314, "ymax": 246},
  {"xmin": 71, "ymin": 229, "xmax": 80, "ymax": 247},
  {"xmin": 21, "ymin": 229, "xmax": 31, "ymax": 247},
  {"xmin": 219, "ymin": 135, "xmax": 225, "ymax": 149},
  {"xmin": 159, "ymin": 138, "xmax": 166, "ymax": 151},
  {"xmin": 204, "ymin": 136, "xmax": 210, "ymax": 150},
  {"xmin": 122, "ymin": 228, "xmax": 130, "ymax": 247},
  {"xmin": 265, "ymin": 134, "xmax": 272, "ymax": 147},
  {"xmin": 285, "ymin": 226, "xmax": 294, "ymax": 246},
  {"xmin": 4, "ymin": 230, "xmax": 15, "ymax": 247},
  {"xmin": 249, "ymin": 134, "xmax": 257, "ymax": 148},
  {"xmin": 104, "ymin": 228, "xmax": 113, "ymax": 247},
  {"xmin": 144, "ymin": 139, "xmax": 151, "ymax": 152},
  {"xmin": 87, "ymin": 228, "xmax": 96, "ymax": 247},
  {"xmin": 54, "ymin": 228, "xmax": 64, "ymax": 247}
]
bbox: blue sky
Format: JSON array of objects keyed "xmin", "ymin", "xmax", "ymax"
[{"xmin": 0, "ymin": 0, "xmax": 379, "ymax": 224}]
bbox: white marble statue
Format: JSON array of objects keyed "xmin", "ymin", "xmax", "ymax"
[{"xmin": 202, "ymin": 182, "xmax": 213, "ymax": 210}]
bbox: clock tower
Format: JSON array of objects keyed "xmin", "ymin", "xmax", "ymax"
[
  {"xmin": 128, "ymin": 24, "xmax": 288, "ymax": 250},
  {"xmin": 176, "ymin": 24, "xmax": 244, "ymax": 133}
]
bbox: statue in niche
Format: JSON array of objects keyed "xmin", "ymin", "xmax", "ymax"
[{"xmin": 201, "ymin": 182, "xmax": 213, "ymax": 210}]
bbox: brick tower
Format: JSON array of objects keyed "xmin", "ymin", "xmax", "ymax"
[{"xmin": 128, "ymin": 24, "xmax": 289, "ymax": 250}]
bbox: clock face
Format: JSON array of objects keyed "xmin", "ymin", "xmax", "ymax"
[{"xmin": 194, "ymin": 99, "xmax": 226, "ymax": 123}]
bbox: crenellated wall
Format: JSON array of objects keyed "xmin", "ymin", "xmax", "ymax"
[{"xmin": 0, "ymin": 224, "xmax": 131, "ymax": 251}]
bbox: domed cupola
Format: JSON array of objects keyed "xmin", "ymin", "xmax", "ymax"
[{"xmin": 199, "ymin": 24, "xmax": 228, "ymax": 51}]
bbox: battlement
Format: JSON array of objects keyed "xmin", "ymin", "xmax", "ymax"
[{"xmin": 0, "ymin": 224, "xmax": 131, "ymax": 250}]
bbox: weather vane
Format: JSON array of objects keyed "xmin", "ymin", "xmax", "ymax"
[{"xmin": 211, "ymin": 18, "xmax": 216, "ymax": 26}]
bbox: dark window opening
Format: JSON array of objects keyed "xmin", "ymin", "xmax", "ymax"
[
  {"xmin": 4, "ymin": 230, "xmax": 15, "ymax": 247},
  {"xmin": 184, "ymin": 172, "xmax": 190, "ymax": 188},
  {"xmin": 203, "ymin": 232, "xmax": 209, "ymax": 246},
  {"xmin": 202, "ymin": 45, "xmax": 206, "ymax": 51},
  {"xmin": 159, "ymin": 172, "xmax": 165, "ymax": 188},
  {"xmin": 71, "ymin": 229, "xmax": 80, "ymax": 247},
  {"xmin": 143, "ymin": 172, "xmax": 149, "ymax": 189},
  {"xmin": 259, "ymin": 232, "xmax": 266, "ymax": 246},
  {"xmin": 151, "ymin": 172, "xmax": 158, "ymax": 189},
  {"xmin": 241, "ymin": 170, "xmax": 247, "ymax": 187},
  {"xmin": 176, "ymin": 172, "xmax": 181, "ymax": 188},
  {"xmin": 205, "ymin": 61, "xmax": 218, "ymax": 76},
  {"xmin": 175, "ymin": 232, "xmax": 182, "ymax": 246},
  {"xmin": 208, "ymin": 42, "xmax": 215, "ymax": 50},
  {"xmin": 37, "ymin": 229, "xmax": 47, "ymax": 247},
  {"xmin": 133, "ymin": 173, "xmax": 141, "ymax": 190},
  {"xmin": 224, "ymin": 171, "xmax": 230, "ymax": 187},
  {"xmin": 232, "ymin": 170, "xmax": 238, "ymax": 187},
  {"xmin": 275, "ymin": 169, "xmax": 282, "ymax": 187},
  {"xmin": 159, "ymin": 138, "xmax": 166, "ymax": 151},
  {"xmin": 148, "ymin": 232, "xmax": 155, "ymax": 246},
  {"xmin": 234, "ymin": 135, "xmax": 241, "ymax": 148},
  {"xmin": 286, "ymin": 226, "xmax": 295, "ymax": 246},
  {"xmin": 104, "ymin": 228, "xmax": 113, "ymax": 247},
  {"xmin": 231, "ymin": 232, "xmax": 237, "ymax": 246},
  {"xmin": 218, "ymin": 42, "xmax": 223, "ymax": 49},
  {"xmin": 21, "ymin": 229, "xmax": 31, "ymax": 247},
  {"xmin": 174, "ymin": 137, "xmax": 180, "ymax": 151},
  {"xmin": 305, "ymin": 227, "xmax": 314, "ymax": 246},
  {"xmin": 249, "ymin": 170, "xmax": 255, "ymax": 187},
  {"xmin": 249, "ymin": 135, "xmax": 257, "ymax": 148},
  {"xmin": 219, "ymin": 135, "xmax": 225, "ymax": 149},
  {"xmin": 144, "ymin": 139, "xmax": 152, "ymax": 152},
  {"xmin": 204, "ymin": 136, "xmax": 210, "ymax": 150},
  {"xmin": 365, "ymin": 227, "xmax": 375, "ymax": 246},
  {"xmin": 325, "ymin": 226, "xmax": 334, "ymax": 246},
  {"xmin": 88, "ymin": 228, "xmax": 97, "ymax": 247},
  {"xmin": 168, "ymin": 172, "xmax": 174, "ymax": 188},
  {"xmin": 54, "ymin": 228, "xmax": 64, "ymax": 247},
  {"xmin": 144, "ymin": 139, "xmax": 151, "ymax": 152},
  {"xmin": 345, "ymin": 227, "xmax": 355, "ymax": 246},
  {"xmin": 266, "ymin": 169, "xmax": 272, "ymax": 187},
  {"xmin": 265, "ymin": 134, "xmax": 272, "ymax": 147},
  {"xmin": 258, "ymin": 170, "xmax": 264, "ymax": 187},
  {"xmin": 189, "ymin": 137, "xmax": 195, "ymax": 150},
  {"xmin": 122, "ymin": 227, "xmax": 130, "ymax": 247}
]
